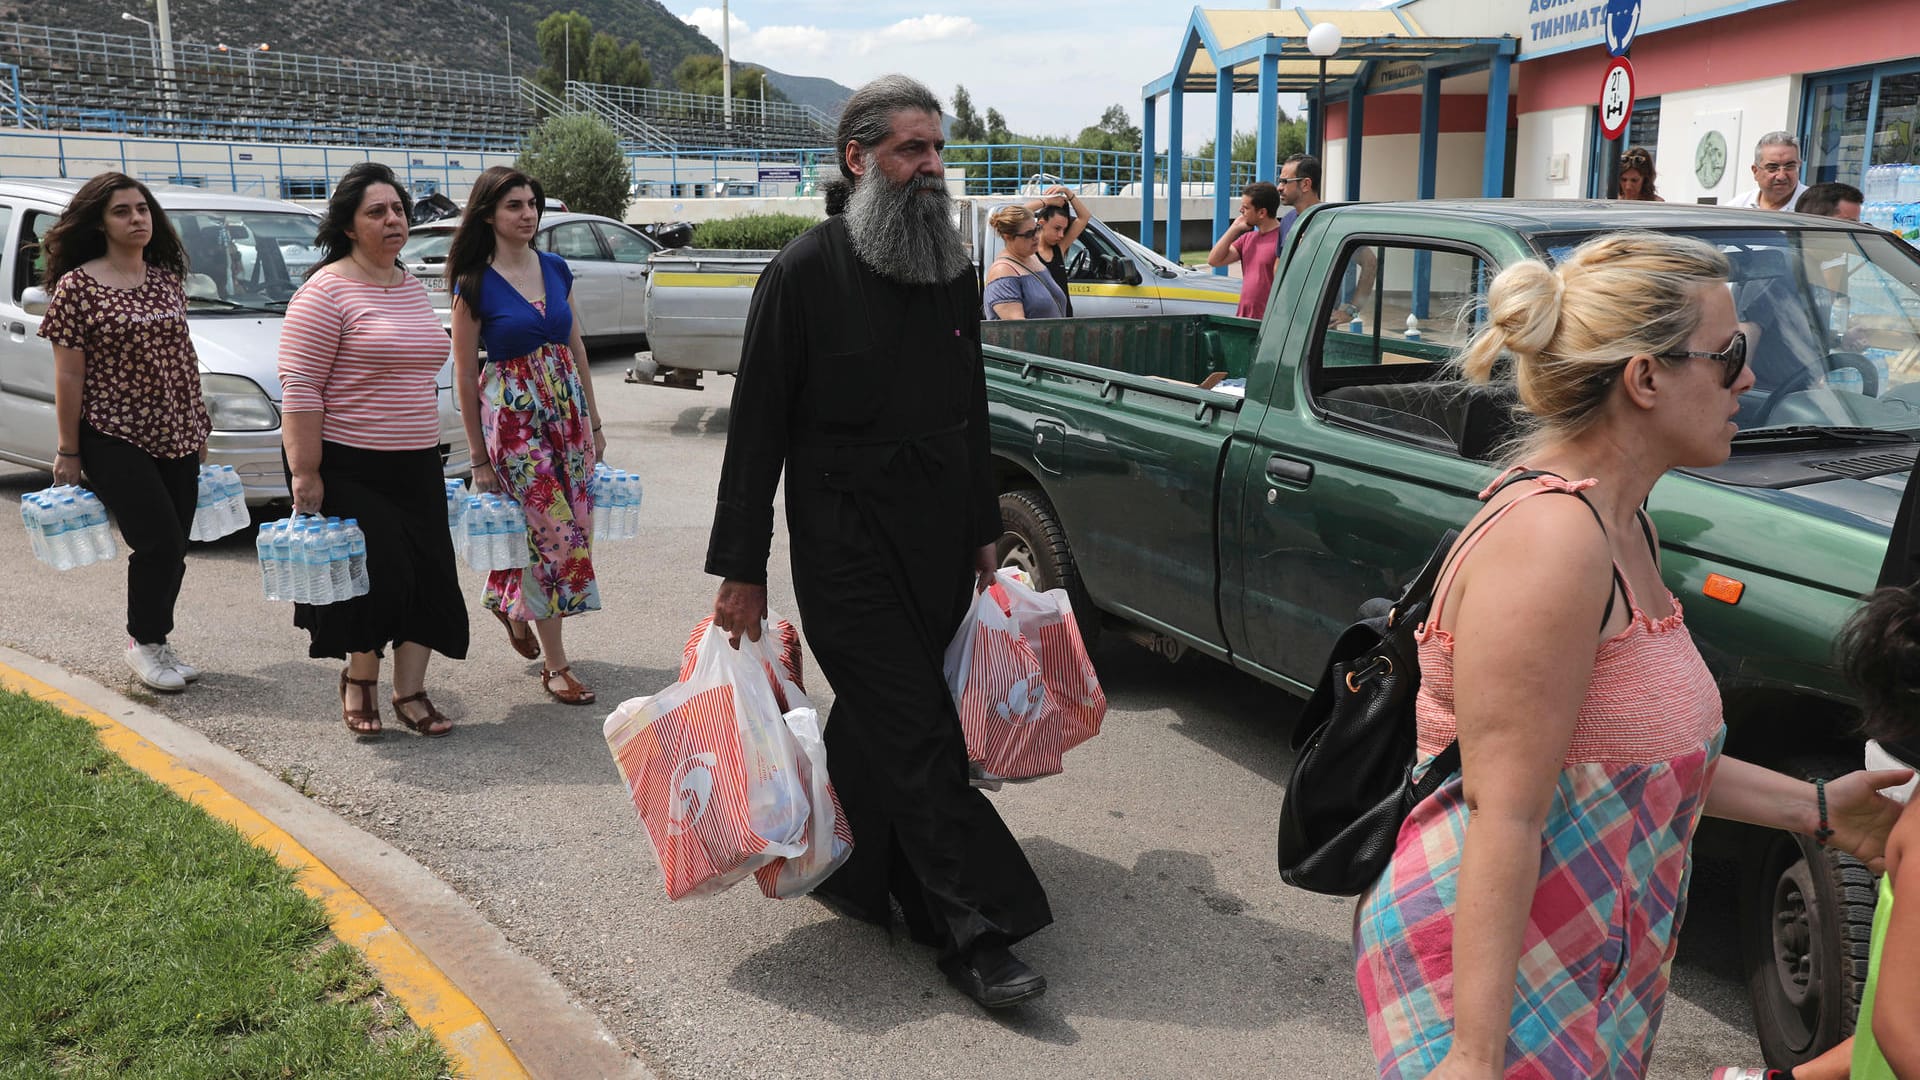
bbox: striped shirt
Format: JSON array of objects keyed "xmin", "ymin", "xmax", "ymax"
[{"xmin": 278, "ymin": 270, "xmax": 450, "ymax": 451}]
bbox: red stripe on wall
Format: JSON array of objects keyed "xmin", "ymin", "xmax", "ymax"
[
  {"xmin": 1325, "ymin": 95, "xmax": 1518, "ymax": 139},
  {"xmin": 1517, "ymin": 0, "xmax": 1920, "ymax": 114}
]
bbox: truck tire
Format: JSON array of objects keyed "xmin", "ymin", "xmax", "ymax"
[
  {"xmin": 1739, "ymin": 757, "xmax": 1876, "ymax": 1070},
  {"xmin": 997, "ymin": 489, "xmax": 1100, "ymax": 649}
]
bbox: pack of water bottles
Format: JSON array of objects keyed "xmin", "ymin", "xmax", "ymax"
[
  {"xmin": 21, "ymin": 485, "xmax": 116, "ymax": 570},
  {"xmin": 255, "ymin": 513, "xmax": 369, "ymax": 604},
  {"xmin": 590, "ymin": 463, "xmax": 642, "ymax": 543},
  {"xmin": 456, "ymin": 493, "xmax": 530, "ymax": 573},
  {"xmin": 188, "ymin": 464, "xmax": 250, "ymax": 542},
  {"xmin": 444, "ymin": 478, "xmax": 468, "ymax": 532}
]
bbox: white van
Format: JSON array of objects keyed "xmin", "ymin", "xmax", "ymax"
[{"xmin": 0, "ymin": 179, "xmax": 468, "ymax": 504}]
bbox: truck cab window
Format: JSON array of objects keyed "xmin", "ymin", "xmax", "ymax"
[
  {"xmin": 1066, "ymin": 228, "xmax": 1127, "ymax": 282},
  {"xmin": 1312, "ymin": 242, "xmax": 1505, "ymax": 457},
  {"xmin": 543, "ymin": 222, "xmax": 604, "ymax": 261}
]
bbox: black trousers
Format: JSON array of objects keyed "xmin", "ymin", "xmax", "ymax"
[{"xmin": 78, "ymin": 423, "xmax": 198, "ymax": 645}]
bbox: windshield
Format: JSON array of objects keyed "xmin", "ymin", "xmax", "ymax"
[
  {"xmin": 1534, "ymin": 227, "xmax": 1920, "ymax": 434},
  {"xmin": 400, "ymin": 229, "xmax": 455, "ymax": 265},
  {"xmin": 173, "ymin": 210, "xmax": 321, "ymax": 314},
  {"xmin": 1116, "ymin": 232, "xmax": 1188, "ymax": 277}
]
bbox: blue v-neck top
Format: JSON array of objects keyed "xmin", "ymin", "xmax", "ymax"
[{"xmin": 455, "ymin": 251, "xmax": 575, "ymax": 361}]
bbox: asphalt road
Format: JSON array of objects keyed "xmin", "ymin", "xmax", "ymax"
[{"xmin": 1, "ymin": 355, "xmax": 1765, "ymax": 1078}]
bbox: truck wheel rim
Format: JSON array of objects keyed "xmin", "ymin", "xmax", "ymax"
[
  {"xmin": 1770, "ymin": 855, "xmax": 1819, "ymax": 1025},
  {"xmin": 998, "ymin": 530, "xmax": 1041, "ymax": 582}
]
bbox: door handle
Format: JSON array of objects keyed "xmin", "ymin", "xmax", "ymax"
[
  {"xmin": 6, "ymin": 322, "xmax": 22, "ymax": 335},
  {"xmin": 1266, "ymin": 454, "xmax": 1314, "ymax": 486}
]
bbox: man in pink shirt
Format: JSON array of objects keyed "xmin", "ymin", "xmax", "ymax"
[{"xmin": 1207, "ymin": 181, "xmax": 1286, "ymax": 319}]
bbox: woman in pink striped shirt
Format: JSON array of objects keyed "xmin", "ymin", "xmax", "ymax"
[{"xmin": 278, "ymin": 163, "xmax": 467, "ymax": 739}]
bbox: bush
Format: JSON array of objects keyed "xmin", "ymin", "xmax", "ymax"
[
  {"xmin": 690, "ymin": 213, "xmax": 821, "ymax": 251},
  {"xmin": 515, "ymin": 114, "xmax": 629, "ymax": 221}
]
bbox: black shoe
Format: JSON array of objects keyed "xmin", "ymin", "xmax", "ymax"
[{"xmin": 940, "ymin": 945, "xmax": 1046, "ymax": 1009}]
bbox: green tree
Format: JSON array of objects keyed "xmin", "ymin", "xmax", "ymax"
[
  {"xmin": 951, "ymin": 85, "xmax": 984, "ymax": 142},
  {"xmin": 532, "ymin": 11, "xmax": 593, "ymax": 97},
  {"xmin": 672, "ymin": 55, "xmax": 783, "ymax": 101},
  {"xmin": 1193, "ymin": 116, "xmax": 1309, "ymax": 174},
  {"xmin": 516, "ymin": 113, "xmax": 629, "ymax": 220},
  {"xmin": 585, "ymin": 32, "xmax": 650, "ymax": 88},
  {"xmin": 1075, "ymin": 104, "xmax": 1141, "ymax": 153},
  {"xmin": 984, "ymin": 108, "xmax": 1010, "ymax": 140}
]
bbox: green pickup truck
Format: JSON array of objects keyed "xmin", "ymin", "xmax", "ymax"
[{"xmin": 980, "ymin": 199, "xmax": 1920, "ymax": 1068}]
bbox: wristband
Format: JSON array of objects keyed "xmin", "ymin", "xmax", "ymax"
[
  {"xmin": 1813, "ymin": 778, "xmax": 1834, "ymax": 847},
  {"xmin": 57, "ymin": 448, "xmax": 80, "ymax": 458},
  {"xmin": 592, "ymin": 424, "xmax": 603, "ymax": 433}
]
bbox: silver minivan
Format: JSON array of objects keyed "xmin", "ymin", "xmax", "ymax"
[{"xmin": 0, "ymin": 179, "xmax": 469, "ymax": 504}]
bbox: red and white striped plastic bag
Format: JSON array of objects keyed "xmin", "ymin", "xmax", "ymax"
[
  {"xmin": 1018, "ymin": 588, "xmax": 1106, "ymax": 756},
  {"xmin": 680, "ymin": 614, "xmax": 805, "ymax": 710},
  {"xmin": 604, "ymin": 621, "xmax": 809, "ymax": 900},
  {"xmin": 944, "ymin": 573, "xmax": 1068, "ymax": 782}
]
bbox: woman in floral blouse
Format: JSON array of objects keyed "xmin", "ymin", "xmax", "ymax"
[{"xmin": 40, "ymin": 172, "xmax": 211, "ymax": 693}]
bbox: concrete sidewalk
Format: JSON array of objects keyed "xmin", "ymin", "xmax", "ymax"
[{"xmin": 1, "ymin": 645, "xmax": 653, "ymax": 1080}]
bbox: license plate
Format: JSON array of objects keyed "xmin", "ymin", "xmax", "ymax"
[{"xmin": 424, "ymin": 278, "xmax": 448, "ymax": 293}]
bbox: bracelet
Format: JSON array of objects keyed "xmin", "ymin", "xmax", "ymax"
[
  {"xmin": 592, "ymin": 424, "xmax": 603, "ymax": 433},
  {"xmin": 472, "ymin": 461, "xmax": 493, "ymax": 470},
  {"xmin": 56, "ymin": 448, "xmax": 80, "ymax": 458},
  {"xmin": 1813, "ymin": 778, "xmax": 1834, "ymax": 847}
]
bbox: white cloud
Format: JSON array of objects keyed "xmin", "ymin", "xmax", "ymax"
[{"xmin": 864, "ymin": 15, "xmax": 978, "ymax": 49}]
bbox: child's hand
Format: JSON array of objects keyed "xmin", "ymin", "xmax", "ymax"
[{"xmin": 1825, "ymin": 768, "xmax": 1914, "ymax": 872}]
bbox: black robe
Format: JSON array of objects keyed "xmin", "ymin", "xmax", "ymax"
[{"xmin": 706, "ymin": 214, "xmax": 1052, "ymax": 955}]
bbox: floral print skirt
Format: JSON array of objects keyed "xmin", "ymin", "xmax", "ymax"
[{"xmin": 479, "ymin": 340, "xmax": 599, "ymax": 621}]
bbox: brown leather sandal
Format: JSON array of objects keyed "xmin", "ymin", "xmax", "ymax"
[
  {"xmin": 390, "ymin": 691, "xmax": 454, "ymax": 737},
  {"xmin": 493, "ymin": 607, "xmax": 540, "ymax": 660},
  {"xmin": 541, "ymin": 666, "xmax": 596, "ymax": 706},
  {"xmin": 341, "ymin": 668, "xmax": 382, "ymax": 739}
]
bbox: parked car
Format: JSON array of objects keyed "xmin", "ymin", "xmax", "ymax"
[
  {"xmin": 979, "ymin": 197, "xmax": 1920, "ymax": 1070},
  {"xmin": 402, "ymin": 211, "xmax": 659, "ymax": 350},
  {"xmin": 0, "ymin": 179, "xmax": 467, "ymax": 505},
  {"xmin": 640, "ymin": 201, "xmax": 1238, "ymax": 385}
]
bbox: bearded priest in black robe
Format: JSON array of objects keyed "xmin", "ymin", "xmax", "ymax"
[{"xmin": 705, "ymin": 75, "xmax": 1052, "ymax": 1009}]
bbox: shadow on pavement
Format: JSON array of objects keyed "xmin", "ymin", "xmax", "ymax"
[
  {"xmin": 726, "ymin": 838, "xmax": 1362, "ymax": 1042},
  {"xmin": 668, "ymin": 405, "xmax": 730, "ymax": 438}
]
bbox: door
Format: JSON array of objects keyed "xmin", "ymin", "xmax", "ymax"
[
  {"xmin": 1234, "ymin": 235, "xmax": 1503, "ymax": 684},
  {"xmin": 1065, "ymin": 225, "xmax": 1160, "ymax": 316},
  {"xmin": 0, "ymin": 205, "xmax": 59, "ymax": 468},
  {"xmin": 592, "ymin": 220, "xmax": 656, "ymax": 337},
  {"xmin": 537, "ymin": 220, "xmax": 619, "ymax": 342}
]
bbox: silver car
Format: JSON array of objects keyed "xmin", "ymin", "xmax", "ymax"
[
  {"xmin": 402, "ymin": 211, "xmax": 660, "ymax": 349},
  {"xmin": 0, "ymin": 179, "xmax": 468, "ymax": 505}
]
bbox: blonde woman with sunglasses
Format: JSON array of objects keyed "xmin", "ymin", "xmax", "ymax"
[{"xmin": 983, "ymin": 205, "xmax": 1067, "ymax": 321}]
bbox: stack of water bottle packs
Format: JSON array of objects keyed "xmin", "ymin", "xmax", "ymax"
[
  {"xmin": 255, "ymin": 514, "xmax": 370, "ymax": 604},
  {"xmin": 590, "ymin": 462, "xmax": 642, "ymax": 543},
  {"xmin": 455, "ymin": 493, "xmax": 531, "ymax": 573},
  {"xmin": 21, "ymin": 486, "xmax": 116, "ymax": 570},
  {"xmin": 1862, "ymin": 163, "xmax": 1920, "ymax": 242},
  {"xmin": 188, "ymin": 465, "xmax": 251, "ymax": 542}
]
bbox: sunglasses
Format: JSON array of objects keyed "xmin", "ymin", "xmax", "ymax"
[
  {"xmin": 1661, "ymin": 330, "xmax": 1748, "ymax": 388},
  {"xmin": 1014, "ymin": 227, "xmax": 1039, "ymax": 240}
]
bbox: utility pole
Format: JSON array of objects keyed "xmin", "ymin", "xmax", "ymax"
[
  {"xmin": 154, "ymin": 0, "xmax": 176, "ymax": 118},
  {"xmin": 722, "ymin": 0, "xmax": 733, "ymax": 130},
  {"xmin": 505, "ymin": 15, "xmax": 512, "ymax": 79}
]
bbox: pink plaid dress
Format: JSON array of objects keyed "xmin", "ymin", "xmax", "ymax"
[{"xmin": 1353, "ymin": 474, "xmax": 1725, "ymax": 1078}]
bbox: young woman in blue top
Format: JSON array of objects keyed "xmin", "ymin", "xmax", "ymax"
[{"xmin": 448, "ymin": 167, "xmax": 605, "ymax": 705}]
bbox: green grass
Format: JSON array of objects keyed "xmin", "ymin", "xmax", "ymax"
[{"xmin": 0, "ymin": 689, "xmax": 452, "ymax": 1079}]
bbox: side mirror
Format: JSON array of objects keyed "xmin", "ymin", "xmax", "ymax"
[
  {"xmin": 21, "ymin": 286, "xmax": 48, "ymax": 316},
  {"xmin": 1119, "ymin": 260, "xmax": 1143, "ymax": 287}
]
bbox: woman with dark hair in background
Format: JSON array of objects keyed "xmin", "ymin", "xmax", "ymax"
[
  {"xmin": 1616, "ymin": 146, "xmax": 1664, "ymax": 202},
  {"xmin": 39, "ymin": 171, "xmax": 210, "ymax": 692},
  {"xmin": 1023, "ymin": 185, "xmax": 1089, "ymax": 316},
  {"xmin": 278, "ymin": 161, "xmax": 468, "ymax": 739},
  {"xmin": 446, "ymin": 165, "xmax": 605, "ymax": 705}
]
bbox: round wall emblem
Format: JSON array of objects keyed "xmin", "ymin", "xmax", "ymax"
[{"xmin": 1696, "ymin": 130, "xmax": 1728, "ymax": 189}]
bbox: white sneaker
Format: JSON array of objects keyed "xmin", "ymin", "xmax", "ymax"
[
  {"xmin": 154, "ymin": 643, "xmax": 200, "ymax": 682},
  {"xmin": 125, "ymin": 640, "xmax": 186, "ymax": 692}
]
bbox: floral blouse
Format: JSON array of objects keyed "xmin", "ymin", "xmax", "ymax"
[{"xmin": 38, "ymin": 264, "xmax": 211, "ymax": 460}]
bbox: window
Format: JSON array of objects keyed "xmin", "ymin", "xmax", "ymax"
[
  {"xmin": 1311, "ymin": 241, "xmax": 1503, "ymax": 456},
  {"xmin": 16, "ymin": 210, "xmax": 55, "ymax": 299},
  {"xmin": 1065, "ymin": 228, "xmax": 1128, "ymax": 282},
  {"xmin": 594, "ymin": 222, "xmax": 655, "ymax": 264},
  {"xmin": 1586, "ymin": 97, "xmax": 1661, "ymax": 198},
  {"xmin": 541, "ymin": 222, "xmax": 603, "ymax": 261},
  {"xmin": 1803, "ymin": 61, "xmax": 1920, "ymax": 190},
  {"xmin": 1807, "ymin": 76, "xmax": 1873, "ymax": 185},
  {"xmin": 279, "ymin": 177, "xmax": 329, "ymax": 200}
]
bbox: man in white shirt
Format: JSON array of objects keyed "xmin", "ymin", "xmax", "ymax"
[{"xmin": 1732, "ymin": 131, "xmax": 1810, "ymax": 211}]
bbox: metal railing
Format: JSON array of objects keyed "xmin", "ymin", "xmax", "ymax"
[
  {"xmin": 567, "ymin": 81, "xmax": 833, "ymax": 138},
  {"xmin": 564, "ymin": 82, "xmax": 673, "ymax": 153}
]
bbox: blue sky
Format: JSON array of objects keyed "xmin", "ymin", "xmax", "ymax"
[{"xmin": 672, "ymin": 1, "xmax": 1387, "ymax": 148}]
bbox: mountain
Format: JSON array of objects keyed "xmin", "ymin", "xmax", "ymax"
[
  {"xmin": 7, "ymin": 0, "xmax": 718, "ymax": 90},
  {"xmin": 755, "ymin": 68, "xmax": 852, "ymax": 118}
]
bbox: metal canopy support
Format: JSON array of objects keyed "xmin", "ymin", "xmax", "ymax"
[
  {"xmin": 1167, "ymin": 83, "xmax": 1184, "ymax": 262},
  {"xmin": 1482, "ymin": 49, "xmax": 1512, "ymax": 198},
  {"xmin": 1344, "ymin": 62, "xmax": 1372, "ymax": 202},
  {"xmin": 1141, "ymin": 93, "xmax": 1158, "ymax": 251},
  {"xmin": 1413, "ymin": 66, "xmax": 1443, "ymax": 319},
  {"xmin": 1213, "ymin": 67, "xmax": 1233, "ymax": 276},
  {"xmin": 1255, "ymin": 54, "xmax": 1279, "ymax": 183}
]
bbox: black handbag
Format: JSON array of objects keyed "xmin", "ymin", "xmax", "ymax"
[{"xmin": 1274, "ymin": 527, "xmax": 1461, "ymax": 896}]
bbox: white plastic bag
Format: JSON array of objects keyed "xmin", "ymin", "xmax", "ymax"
[{"xmin": 734, "ymin": 617, "xmax": 853, "ymax": 899}]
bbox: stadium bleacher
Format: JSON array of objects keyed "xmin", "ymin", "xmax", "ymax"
[{"xmin": 0, "ymin": 22, "xmax": 836, "ymax": 154}]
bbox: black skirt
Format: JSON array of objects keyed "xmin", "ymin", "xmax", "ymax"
[{"xmin": 288, "ymin": 441, "xmax": 468, "ymax": 661}]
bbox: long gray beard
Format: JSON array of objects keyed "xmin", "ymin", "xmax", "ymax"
[{"xmin": 843, "ymin": 170, "xmax": 972, "ymax": 286}]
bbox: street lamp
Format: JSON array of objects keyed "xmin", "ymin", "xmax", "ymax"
[
  {"xmin": 1306, "ymin": 21, "xmax": 1342, "ymax": 162},
  {"xmin": 121, "ymin": 13, "xmax": 167, "ymax": 120}
]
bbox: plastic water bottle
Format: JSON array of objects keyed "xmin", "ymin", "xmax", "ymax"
[
  {"xmin": 222, "ymin": 467, "xmax": 247, "ymax": 534},
  {"xmin": 255, "ymin": 525, "xmax": 277, "ymax": 599},
  {"xmin": 79, "ymin": 492, "xmax": 114, "ymax": 561},
  {"xmin": 343, "ymin": 518, "xmax": 370, "ymax": 597},
  {"xmin": 499, "ymin": 498, "xmax": 524, "ymax": 569},
  {"xmin": 54, "ymin": 496, "xmax": 86, "ymax": 569},
  {"xmin": 1900, "ymin": 165, "xmax": 1920, "ymax": 204},
  {"xmin": 1830, "ymin": 293, "xmax": 1852, "ymax": 342},
  {"xmin": 311, "ymin": 524, "xmax": 338, "ymax": 604},
  {"xmin": 1349, "ymin": 312, "xmax": 1364, "ymax": 335},
  {"xmin": 324, "ymin": 521, "xmax": 353, "ymax": 600},
  {"xmin": 625, "ymin": 473, "xmax": 642, "ymax": 539},
  {"xmin": 1867, "ymin": 164, "xmax": 1893, "ymax": 201}
]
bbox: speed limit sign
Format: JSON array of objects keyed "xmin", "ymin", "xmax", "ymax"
[{"xmin": 1599, "ymin": 56, "xmax": 1635, "ymax": 141}]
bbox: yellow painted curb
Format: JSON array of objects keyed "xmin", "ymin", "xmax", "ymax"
[{"xmin": 0, "ymin": 666, "xmax": 529, "ymax": 1080}]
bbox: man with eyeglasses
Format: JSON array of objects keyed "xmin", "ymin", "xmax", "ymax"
[{"xmin": 1733, "ymin": 131, "xmax": 1810, "ymax": 211}]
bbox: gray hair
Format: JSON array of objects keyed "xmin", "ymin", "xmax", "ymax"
[
  {"xmin": 1753, "ymin": 130, "xmax": 1799, "ymax": 165},
  {"xmin": 822, "ymin": 75, "xmax": 944, "ymax": 214}
]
